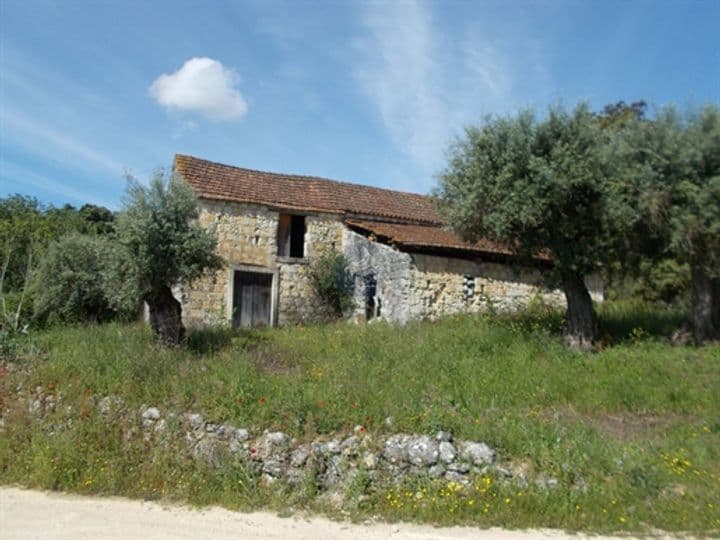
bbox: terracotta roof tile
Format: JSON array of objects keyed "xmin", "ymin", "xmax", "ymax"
[
  {"xmin": 345, "ymin": 219, "xmax": 522, "ymax": 258},
  {"xmin": 175, "ymin": 154, "xmax": 442, "ymax": 225},
  {"xmin": 175, "ymin": 154, "xmax": 550, "ymax": 260}
]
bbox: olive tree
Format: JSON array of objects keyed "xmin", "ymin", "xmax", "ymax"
[
  {"xmin": 437, "ymin": 104, "xmax": 614, "ymax": 348},
  {"xmin": 105, "ymin": 171, "xmax": 223, "ymax": 345},
  {"xmin": 608, "ymin": 105, "xmax": 719, "ymax": 342}
]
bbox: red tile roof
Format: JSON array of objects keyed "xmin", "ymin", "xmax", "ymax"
[
  {"xmin": 174, "ymin": 154, "xmax": 546, "ymax": 260},
  {"xmin": 345, "ymin": 219, "xmax": 527, "ymax": 259},
  {"xmin": 175, "ymin": 154, "xmax": 442, "ymax": 225}
]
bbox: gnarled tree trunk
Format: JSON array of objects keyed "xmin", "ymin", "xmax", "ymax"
[
  {"xmin": 562, "ymin": 272, "xmax": 598, "ymax": 350},
  {"xmin": 146, "ymin": 285, "xmax": 185, "ymax": 346},
  {"xmin": 690, "ymin": 264, "xmax": 720, "ymax": 343}
]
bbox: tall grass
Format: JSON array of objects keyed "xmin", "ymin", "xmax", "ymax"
[{"xmin": 1, "ymin": 302, "xmax": 718, "ymax": 532}]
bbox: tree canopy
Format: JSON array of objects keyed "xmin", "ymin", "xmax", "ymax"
[
  {"xmin": 438, "ymin": 101, "xmax": 719, "ymax": 345},
  {"xmin": 104, "ymin": 171, "xmax": 223, "ymax": 344},
  {"xmin": 437, "ymin": 103, "xmax": 613, "ymax": 347}
]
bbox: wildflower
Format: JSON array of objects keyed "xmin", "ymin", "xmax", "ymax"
[
  {"xmin": 257, "ymin": 396, "xmax": 267, "ymax": 405},
  {"xmin": 619, "ymin": 516, "xmax": 627, "ymax": 523}
]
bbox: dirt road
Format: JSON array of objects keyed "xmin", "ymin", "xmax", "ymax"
[{"xmin": 0, "ymin": 487, "xmax": 653, "ymax": 539}]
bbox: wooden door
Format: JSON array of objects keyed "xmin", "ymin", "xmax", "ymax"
[{"xmin": 232, "ymin": 271, "xmax": 272, "ymax": 328}]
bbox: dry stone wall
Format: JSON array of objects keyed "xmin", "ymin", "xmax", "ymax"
[{"xmin": 8, "ymin": 390, "xmax": 563, "ymax": 495}]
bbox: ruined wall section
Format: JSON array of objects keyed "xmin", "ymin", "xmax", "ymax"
[
  {"xmin": 342, "ymin": 229, "xmax": 604, "ymax": 323},
  {"xmin": 343, "ymin": 229, "xmax": 415, "ymax": 324}
]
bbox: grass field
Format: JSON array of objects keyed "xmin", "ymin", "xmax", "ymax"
[{"xmin": 1, "ymin": 301, "xmax": 718, "ymax": 533}]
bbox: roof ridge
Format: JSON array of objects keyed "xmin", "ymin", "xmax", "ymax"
[
  {"xmin": 174, "ymin": 154, "xmax": 443, "ymax": 225},
  {"xmin": 174, "ymin": 154, "xmax": 432, "ymax": 201}
]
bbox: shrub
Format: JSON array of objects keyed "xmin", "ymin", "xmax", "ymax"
[
  {"xmin": 31, "ymin": 233, "xmax": 119, "ymax": 325},
  {"xmin": 306, "ymin": 249, "xmax": 354, "ymax": 317}
]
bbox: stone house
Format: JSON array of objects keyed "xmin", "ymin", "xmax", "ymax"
[{"xmin": 174, "ymin": 154, "xmax": 603, "ymax": 328}]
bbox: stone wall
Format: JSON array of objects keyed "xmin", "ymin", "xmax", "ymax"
[
  {"xmin": 343, "ymin": 228, "xmax": 415, "ymax": 324},
  {"xmin": 181, "ymin": 201, "xmax": 345, "ymax": 327},
  {"xmin": 182, "ymin": 201, "xmax": 603, "ymax": 328},
  {"xmin": 343, "ymin": 230, "xmax": 603, "ymax": 323},
  {"xmin": 276, "ymin": 215, "xmax": 346, "ymax": 324}
]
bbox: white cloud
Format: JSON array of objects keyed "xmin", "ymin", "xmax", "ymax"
[{"xmin": 150, "ymin": 57, "xmax": 248, "ymax": 122}]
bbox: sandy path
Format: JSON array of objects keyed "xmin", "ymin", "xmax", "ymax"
[{"xmin": 0, "ymin": 487, "xmax": 652, "ymax": 540}]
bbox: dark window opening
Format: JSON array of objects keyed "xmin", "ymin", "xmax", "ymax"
[
  {"xmin": 277, "ymin": 214, "xmax": 306, "ymax": 258},
  {"xmin": 365, "ymin": 273, "xmax": 378, "ymax": 320}
]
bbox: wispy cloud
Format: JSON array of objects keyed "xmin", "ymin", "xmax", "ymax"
[
  {"xmin": 1, "ymin": 159, "xmax": 116, "ymax": 208},
  {"xmin": 354, "ymin": 0, "xmax": 542, "ymax": 178},
  {"xmin": 355, "ymin": 0, "xmax": 444, "ymax": 172},
  {"xmin": 0, "ymin": 109, "xmax": 124, "ymax": 174},
  {"xmin": 150, "ymin": 57, "xmax": 248, "ymax": 122}
]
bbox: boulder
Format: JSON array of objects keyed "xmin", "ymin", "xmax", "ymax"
[
  {"xmin": 457, "ymin": 440, "xmax": 495, "ymax": 465},
  {"xmin": 406, "ymin": 435, "xmax": 439, "ymax": 466}
]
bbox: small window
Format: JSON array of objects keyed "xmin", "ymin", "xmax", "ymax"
[
  {"xmin": 277, "ymin": 214, "xmax": 306, "ymax": 258},
  {"xmin": 463, "ymin": 275, "xmax": 475, "ymax": 300}
]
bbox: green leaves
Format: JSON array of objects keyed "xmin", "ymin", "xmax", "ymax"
[
  {"xmin": 437, "ymin": 103, "xmax": 610, "ymax": 283},
  {"xmin": 31, "ymin": 233, "xmax": 121, "ymax": 324},
  {"xmin": 438, "ymin": 101, "xmax": 720, "ymax": 342},
  {"xmin": 107, "ymin": 171, "xmax": 223, "ymax": 304},
  {"xmin": 306, "ymin": 249, "xmax": 354, "ymax": 318}
]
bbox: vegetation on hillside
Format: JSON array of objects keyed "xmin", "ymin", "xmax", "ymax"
[
  {"xmin": 1, "ymin": 171, "xmax": 222, "ymax": 347},
  {"xmin": 0, "ymin": 304, "xmax": 718, "ymax": 532}
]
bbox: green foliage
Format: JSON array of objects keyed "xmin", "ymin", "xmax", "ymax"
[
  {"xmin": 1, "ymin": 308, "xmax": 718, "ymax": 531},
  {"xmin": 31, "ymin": 233, "xmax": 129, "ymax": 325},
  {"xmin": 103, "ymin": 171, "xmax": 223, "ymax": 312},
  {"xmin": 606, "ymin": 259, "xmax": 690, "ymax": 306},
  {"xmin": 671, "ymin": 106, "xmax": 720, "ymax": 276},
  {"xmin": 606, "ymin": 104, "xmax": 719, "ymax": 275},
  {"xmin": 437, "ymin": 104, "xmax": 612, "ymax": 281},
  {"xmin": 78, "ymin": 204, "xmax": 115, "ymax": 235},
  {"xmin": 1, "ymin": 195, "xmax": 115, "ymax": 335},
  {"xmin": 605, "ymin": 104, "xmax": 720, "ymax": 340},
  {"xmin": 306, "ymin": 249, "xmax": 354, "ymax": 317}
]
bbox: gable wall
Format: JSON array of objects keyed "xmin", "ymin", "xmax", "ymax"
[{"xmin": 179, "ymin": 200, "xmax": 344, "ymax": 327}]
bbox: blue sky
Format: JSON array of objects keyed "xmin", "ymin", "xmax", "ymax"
[{"xmin": 1, "ymin": 0, "xmax": 718, "ymax": 209}]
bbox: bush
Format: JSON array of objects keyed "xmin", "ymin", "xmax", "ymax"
[
  {"xmin": 306, "ymin": 249, "xmax": 354, "ymax": 317},
  {"xmin": 31, "ymin": 233, "xmax": 121, "ymax": 325}
]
